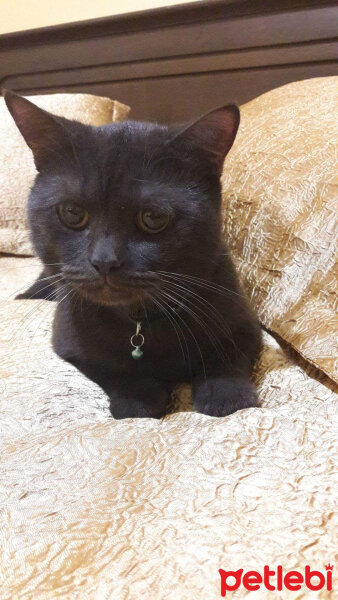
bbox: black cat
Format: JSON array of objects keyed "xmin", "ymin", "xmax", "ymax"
[{"xmin": 4, "ymin": 90, "xmax": 262, "ymax": 419}]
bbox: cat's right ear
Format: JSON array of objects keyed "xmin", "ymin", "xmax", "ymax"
[{"xmin": 3, "ymin": 89, "xmax": 75, "ymax": 172}]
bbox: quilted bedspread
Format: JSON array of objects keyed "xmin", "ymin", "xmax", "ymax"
[{"xmin": 0, "ymin": 257, "xmax": 337, "ymax": 599}]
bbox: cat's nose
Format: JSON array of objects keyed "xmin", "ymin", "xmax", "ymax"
[{"xmin": 90, "ymin": 258, "xmax": 123, "ymax": 276}]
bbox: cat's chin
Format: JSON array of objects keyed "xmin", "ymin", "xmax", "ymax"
[{"xmin": 78, "ymin": 284, "xmax": 147, "ymax": 308}]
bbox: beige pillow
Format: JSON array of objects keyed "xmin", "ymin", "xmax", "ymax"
[
  {"xmin": 222, "ymin": 77, "xmax": 338, "ymax": 383},
  {"xmin": 0, "ymin": 93, "xmax": 130, "ymax": 256}
]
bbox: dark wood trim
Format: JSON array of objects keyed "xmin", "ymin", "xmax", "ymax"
[
  {"xmin": 5, "ymin": 40, "xmax": 336, "ymax": 91},
  {"xmin": 17, "ymin": 60, "xmax": 337, "ymax": 93},
  {"xmin": 0, "ymin": 0, "xmax": 336, "ymax": 47},
  {"xmin": 1, "ymin": 0, "xmax": 337, "ymax": 122}
]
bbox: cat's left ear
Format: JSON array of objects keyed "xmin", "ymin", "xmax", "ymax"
[
  {"xmin": 172, "ymin": 105, "xmax": 240, "ymax": 176},
  {"xmin": 3, "ymin": 89, "xmax": 76, "ymax": 172}
]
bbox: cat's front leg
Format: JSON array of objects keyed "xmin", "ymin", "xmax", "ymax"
[
  {"xmin": 106, "ymin": 376, "xmax": 170, "ymax": 419},
  {"xmin": 66, "ymin": 358, "xmax": 170, "ymax": 419},
  {"xmin": 192, "ymin": 376, "xmax": 259, "ymax": 417}
]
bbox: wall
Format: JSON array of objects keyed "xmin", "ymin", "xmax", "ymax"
[{"xmin": 0, "ymin": 0, "xmax": 201, "ymax": 34}]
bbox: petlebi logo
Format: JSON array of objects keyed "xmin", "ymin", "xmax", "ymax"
[{"xmin": 218, "ymin": 564, "xmax": 334, "ymax": 596}]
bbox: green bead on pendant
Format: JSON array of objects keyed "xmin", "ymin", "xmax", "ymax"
[{"xmin": 132, "ymin": 346, "xmax": 143, "ymax": 360}]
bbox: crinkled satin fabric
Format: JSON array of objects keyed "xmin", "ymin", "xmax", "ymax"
[
  {"xmin": 222, "ymin": 76, "xmax": 338, "ymax": 383},
  {"xmin": 0, "ymin": 93, "xmax": 130, "ymax": 256},
  {"xmin": 0, "ymin": 257, "xmax": 337, "ymax": 599}
]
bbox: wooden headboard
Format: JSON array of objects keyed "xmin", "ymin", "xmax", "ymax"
[{"xmin": 0, "ymin": 0, "xmax": 337, "ymax": 123}]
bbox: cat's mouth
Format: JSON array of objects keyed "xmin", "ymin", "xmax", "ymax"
[
  {"xmin": 85, "ymin": 283, "xmax": 146, "ymax": 306},
  {"xmin": 70, "ymin": 276, "xmax": 157, "ymax": 307}
]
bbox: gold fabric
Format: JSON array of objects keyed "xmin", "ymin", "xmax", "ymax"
[
  {"xmin": 1, "ymin": 257, "xmax": 337, "ymax": 599},
  {"xmin": 222, "ymin": 76, "xmax": 338, "ymax": 383},
  {"xmin": 0, "ymin": 93, "xmax": 130, "ymax": 256}
]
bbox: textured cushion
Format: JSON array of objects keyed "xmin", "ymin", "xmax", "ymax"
[
  {"xmin": 0, "ymin": 93, "xmax": 130, "ymax": 256},
  {"xmin": 0, "ymin": 256, "xmax": 337, "ymax": 599},
  {"xmin": 222, "ymin": 77, "xmax": 338, "ymax": 382}
]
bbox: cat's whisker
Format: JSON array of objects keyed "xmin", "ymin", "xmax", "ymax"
[
  {"xmin": 18, "ymin": 274, "xmax": 63, "ymax": 298},
  {"xmin": 29, "ymin": 272, "xmax": 62, "ymax": 283},
  {"xmin": 156, "ymin": 290, "xmax": 207, "ymax": 383},
  {"xmin": 159, "ymin": 277, "xmax": 247, "ymax": 361},
  {"xmin": 28, "ymin": 293, "xmax": 61, "ymax": 346},
  {"xmin": 156, "ymin": 271, "xmax": 249, "ymax": 360},
  {"xmin": 141, "ymin": 299, "xmax": 150, "ymax": 327},
  {"xmin": 160, "ymin": 288, "xmax": 228, "ymax": 368},
  {"xmin": 162, "ymin": 287, "xmax": 234, "ymax": 360},
  {"xmin": 158, "ymin": 277, "xmax": 238, "ymax": 354},
  {"xmin": 149, "ymin": 292, "xmax": 189, "ymax": 371},
  {"xmin": 28, "ymin": 284, "xmax": 76, "ymax": 347},
  {"xmin": 26, "ymin": 276, "xmax": 61, "ymax": 296},
  {"xmin": 9, "ymin": 283, "xmax": 68, "ymax": 345},
  {"xmin": 162, "ymin": 287, "xmax": 231, "ymax": 357},
  {"xmin": 158, "ymin": 270, "xmax": 245, "ymax": 299},
  {"xmin": 0, "ymin": 273, "xmax": 62, "ymax": 304},
  {"xmin": 159, "ymin": 277, "xmax": 233, "ymax": 334},
  {"xmin": 71, "ymin": 287, "xmax": 82, "ymax": 315},
  {"xmin": 16, "ymin": 276, "xmax": 63, "ymax": 303},
  {"xmin": 57, "ymin": 286, "xmax": 77, "ymax": 308},
  {"xmin": 3, "ymin": 262, "xmax": 65, "ymax": 269},
  {"xmin": 9, "ymin": 296, "xmax": 50, "ymax": 346}
]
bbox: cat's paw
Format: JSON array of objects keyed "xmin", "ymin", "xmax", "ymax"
[
  {"xmin": 193, "ymin": 376, "xmax": 259, "ymax": 417},
  {"xmin": 111, "ymin": 400, "xmax": 168, "ymax": 420},
  {"xmin": 109, "ymin": 378, "xmax": 170, "ymax": 419}
]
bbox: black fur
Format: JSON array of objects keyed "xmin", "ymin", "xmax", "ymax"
[{"xmin": 5, "ymin": 90, "xmax": 262, "ymax": 419}]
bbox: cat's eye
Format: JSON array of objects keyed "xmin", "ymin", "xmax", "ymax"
[
  {"xmin": 136, "ymin": 209, "xmax": 171, "ymax": 233},
  {"xmin": 57, "ymin": 202, "xmax": 89, "ymax": 230}
]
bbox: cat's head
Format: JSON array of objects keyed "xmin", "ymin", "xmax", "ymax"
[{"xmin": 4, "ymin": 90, "xmax": 239, "ymax": 307}]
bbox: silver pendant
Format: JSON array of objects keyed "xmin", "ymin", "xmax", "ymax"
[{"xmin": 131, "ymin": 321, "xmax": 144, "ymax": 359}]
